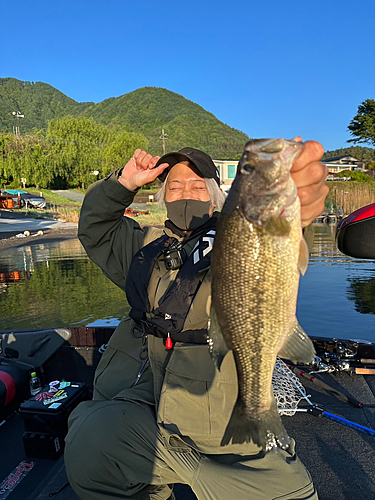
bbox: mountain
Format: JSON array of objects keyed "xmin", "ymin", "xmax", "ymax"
[
  {"xmin": 323, "ymin": 145, "xmax": 375, "ymax": 162},
  {"xmin": 0, "ymin": 78, "xmax": 92, "ymax": 134},
  {"xmin": 81, "ymin": 87, "xmax": 249, "ymax": 157},
  {"xmin": 0, "ymin": 78, "xmax": 248, "ymax": 158}
]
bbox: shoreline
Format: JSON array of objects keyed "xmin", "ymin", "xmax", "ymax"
[{"xmin": 0, "ymin": 227, "xmax": 79, "ymax": 250}]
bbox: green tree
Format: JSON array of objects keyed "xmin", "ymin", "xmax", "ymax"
[
  {"xmin": 348, "ymin": 99, "xmax": 375, "ymax": 146},
  {"xmin": 337, "ymin": 169, "xmax": 373, "ymax": 183},
  {"xmin": 102, "ymin": 130, "xmax": 148, "ymax": 176},
  {"xmin": 47, "ymin": 116, "xmax": 110, "ymax": 188},
  {"xmin": 0, "ymin": 133, "xmax": 54, "ymax": 188}
]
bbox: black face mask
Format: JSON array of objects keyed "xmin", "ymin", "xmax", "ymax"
[{"xmin": 165, "ymin": 199, "xmax": 212, "ymax": 231}]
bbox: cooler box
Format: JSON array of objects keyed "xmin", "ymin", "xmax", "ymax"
[{"xmin": 19, "ymin": 381, "xmax": 88, "ymax": 459}]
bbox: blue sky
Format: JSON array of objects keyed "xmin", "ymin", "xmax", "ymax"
[{"xmin": 2, "ymin": 0, "xmax": 375, "ymax": 152}]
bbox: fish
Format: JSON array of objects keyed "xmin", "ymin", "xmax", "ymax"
[{"xmin": 209, "ymin": 138, "xmax": 316, "ymax": 451}]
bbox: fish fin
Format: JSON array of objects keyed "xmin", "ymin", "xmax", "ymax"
[
  {"xmin": 264, "ymin": 216, "xmax": 291, "ymax": 236},
  {"xmin": 299, "ymin": 237, "xmax": 309, "ymax": 276},
  {"xmin": 208, "ymin": 304, "xmax": 230, "ymax": 370},
  {"xmin": 278, "ymin": 321, "xmax": 316, "ymax": 364},
  {"xmin": 221, "ymin": 397, "xmax": 291, "ymax": 451}
]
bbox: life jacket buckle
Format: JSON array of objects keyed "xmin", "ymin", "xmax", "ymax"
[
  {"xmin": 131, "ymin": 323, "xmax": 146, "ymax": 338},
  {"xmin": 132, "ymin": 319, "xmax": 162, "ymax": 339}
]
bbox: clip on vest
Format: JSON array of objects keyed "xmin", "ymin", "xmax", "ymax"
[{"xmin": 163, "ymin": 245, "xmax": 187, "ymax": 270}]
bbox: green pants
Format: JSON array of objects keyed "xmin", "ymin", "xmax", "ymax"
[{"xmin": 64, "ymin": 399, "xmax": 317, "ymax": 500}]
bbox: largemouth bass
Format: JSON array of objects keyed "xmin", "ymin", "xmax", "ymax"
[{"xmin": 209, "ymin": 138, "xmax": 316, "ymax": 451}]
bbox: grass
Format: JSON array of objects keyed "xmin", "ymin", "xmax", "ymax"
[
  {"xmin": 26, "ymin": 187, "xmax": 82, "ymax": 207},
  {"xmin": 13, "ymin": 187, "xmax": 167, "ymax": 226},
  {"xmin": 326, "ymin": 181, "xmax": 375, "ymax": 215},
  {"xmin": 131, "ymin": 205, "xmax": 167, "ymax": 226}
]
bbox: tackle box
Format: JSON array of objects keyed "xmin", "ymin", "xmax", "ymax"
[{"xmin": 19, "ymin": 381, "xmax": 88, "ymax": 459}]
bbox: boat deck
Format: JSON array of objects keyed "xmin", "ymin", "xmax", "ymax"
[
  {"xmin": 2, "ymin": 371, "xmax": 374, "ymax": 500},
  {"xmin": 1, "ymin": 329, "xmax": 375, "ymax": 500}
]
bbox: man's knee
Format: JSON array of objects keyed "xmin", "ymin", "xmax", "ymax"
[
  {"xmin": 64, "ymin": 399, "xmax": 161, "ymax": 498},
  {"xmin": 65, "ymin": 401, "xmax": 131, "ymax": 492}
]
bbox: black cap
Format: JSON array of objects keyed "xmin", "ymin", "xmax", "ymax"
[{"xmin": 155, "ymin": 147, "xmax": 220, "ymax": 186}]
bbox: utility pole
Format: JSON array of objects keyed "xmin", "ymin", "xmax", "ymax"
[
  {"xmin": 12, "ymin": 111, "xmax": 24, "ymax": 136},
  {"xmin": 159, "ymin": 129, "xmax": 169, "ymax": 155}
]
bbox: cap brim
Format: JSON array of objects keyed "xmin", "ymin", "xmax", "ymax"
[{"xmin": 156, "ymin": 152, "xmax": 206, "ymax": 183}]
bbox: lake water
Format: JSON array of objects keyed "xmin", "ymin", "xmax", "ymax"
[{"xmin": 0, "ymin": 224, "xmax": 374, "ymax": 342}]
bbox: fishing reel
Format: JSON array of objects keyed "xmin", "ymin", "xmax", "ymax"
[
  {"xmin": 308, "ymin": 340, "xmax": 358, "ymax": 374},
  {"xmin": 308, "ymin": 356, "xmax": 351, "ymax": 374}
]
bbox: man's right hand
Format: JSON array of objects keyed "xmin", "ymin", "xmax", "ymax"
[{"xmin": 118, "ymin": 149, "xmax": 169, "ymax": 191}]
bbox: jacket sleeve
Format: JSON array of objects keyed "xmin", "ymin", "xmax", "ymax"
[{"xmin": 78, "ymin": 169, "xmax": 152, "ymax": 292}]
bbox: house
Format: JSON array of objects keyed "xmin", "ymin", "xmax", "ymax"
[
  {"xmin": 322, "ymin": 155, "xmax": 365, "ymax": 174},
  {"xmin": 212, "ymin": 159, "xmax": 239, "ymax": 191}
]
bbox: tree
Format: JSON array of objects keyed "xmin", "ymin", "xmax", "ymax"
[
  {"xmin": 348, "ymin": 99, "xmax": 375, "ymax": 146},
  {"xmin": 102, "ymin": 131, "xmax": 148, "ymax": 176},
  {"xmin": 0, "ymin": 133, "xmax": 54, "ymax": 188},
  {"xmin": 0, "ymin": 117, "xmax": 149, "ymax": 188},
  {"xmin": 47, "ymin": 116, "xmax": 110, "ymax": 188},
  {"xmin": 337, "ymin": 169, "xmax": 373, "ymax": 183}
]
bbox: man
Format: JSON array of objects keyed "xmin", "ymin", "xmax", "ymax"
[{"xmin": 65, "ymin": 140, "xmax": 328, "ymax": 500}]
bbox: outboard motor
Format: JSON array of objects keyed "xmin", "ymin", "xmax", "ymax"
[{"xmin": 336, "ymin": 202, "xmax": 375, "ymax": 259}]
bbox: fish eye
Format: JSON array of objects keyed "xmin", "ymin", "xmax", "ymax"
[{"xmin": 242, "ymin": 163, "xmax": 255, "ymax": 174}]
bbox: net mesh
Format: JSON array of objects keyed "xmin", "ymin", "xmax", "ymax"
[{"xmin": 272, "ymin": 358, "xmax": 308, "ymax": 416}]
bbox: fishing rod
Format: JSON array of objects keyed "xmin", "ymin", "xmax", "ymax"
[
  {"xmin": 286, "ymin": 364, "xmax": 363, "ymax": 408},
  {"xmin": 275, "ymin": 360, "xmax": 375, "ymax": 438}
]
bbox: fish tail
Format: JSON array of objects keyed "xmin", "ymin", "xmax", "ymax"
[{"xmin": 221, "ymin": 398, "xmax": 291, "ymax": 451}]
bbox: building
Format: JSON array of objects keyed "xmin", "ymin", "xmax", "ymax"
[
  {"xmin": 212, "ymin": 159, "xmax": 239, "ymax": 191},
  {"xmin": 213, "ymin": 154, "xmax": 368, "ymax": 190},
  {"xmin": 322, "ymin": 155, "xmax": 365, "ymax": 174}
]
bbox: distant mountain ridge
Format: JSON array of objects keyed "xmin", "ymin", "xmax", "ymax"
[
  {"xmin": 0, "ymin": 77, "xmax": 248, "ymax": 158},
  {"xmin": 323, "ymin": 145, "xmax": 375, "ymax": 162},
  {"xmin": 0, "ymin": 78, "xmax": 92, "ymax": 133}
]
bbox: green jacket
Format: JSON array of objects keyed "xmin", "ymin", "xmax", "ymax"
[{"xmin": 79, "ymin": 171, "xmax": 312, "ymax": 456}]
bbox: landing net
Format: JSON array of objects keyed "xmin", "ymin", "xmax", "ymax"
[{"xmin": 272, "ymin": 357, "xmax": 308, "ymax": 416}]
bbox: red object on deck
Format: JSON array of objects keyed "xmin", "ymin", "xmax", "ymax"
[{"xmin": 0, "ymin": 370, "xmax": 16, "ymax": 406}]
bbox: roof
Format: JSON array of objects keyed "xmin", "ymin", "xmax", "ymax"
[{"xmin": 324, "ymin": 155, "xmax": 362, "ymax": 163}]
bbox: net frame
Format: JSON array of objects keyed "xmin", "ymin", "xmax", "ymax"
[{"xmin": 272, "ymin": 357, "xmax": 310, "ymax": 416}]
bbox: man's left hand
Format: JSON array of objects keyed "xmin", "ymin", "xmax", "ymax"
[{"xmin": 291, "ymin": 138, "xmax": 329, "ymax": 228}]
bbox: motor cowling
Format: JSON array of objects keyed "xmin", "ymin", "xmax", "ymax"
[
  {"xmin": 336, "ymin": 203, "xmax": 375, "ymax": 259},
  {"xmin": 0, "ymin": 361, "xmax": 29, "ymax": 414}
]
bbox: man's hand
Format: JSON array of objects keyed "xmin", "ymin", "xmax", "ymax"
[
  {"xmin": 118, "ymin": 149, "xmax": 169, "ymax": 192},
  {"xmin": 291, "ymin": 138, "xmax": 329, "ymax": 228}
]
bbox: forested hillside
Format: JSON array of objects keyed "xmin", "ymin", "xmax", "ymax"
[
  {"xmin": 0, "ymin": 78, "xmax": 248, "ymax": 159},
  {"xmin": 0, "ymin": 78, "xmax": 92, "ymax": 133},
  {"xmin": 82, "ymin": 87, "xmax": 249, "ymax": 158},
  {"xmin": 323, "ymin": 145, "xmax": 375, "ymax": 162}
]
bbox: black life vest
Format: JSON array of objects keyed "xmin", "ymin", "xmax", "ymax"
[{"xmin": 125, "ymin": 216, "xmax": 217, "ymax": 344}]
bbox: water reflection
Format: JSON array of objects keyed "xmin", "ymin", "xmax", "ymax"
[
  {"xmin": 0, "ymin": 226, "xmax": 375, "ymax": 342},
  {"xmin": 347, "ymin": 277, "xmax": 375, "ymax": 315},
  {"xmin": 0, "ymin": 239, "xmax": 129, "ymax": 330},
  {"xmin": 297, "ymin": 223, "xmax": 375, "ymax": 342}
]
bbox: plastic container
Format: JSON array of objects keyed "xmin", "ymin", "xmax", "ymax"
[{"xmin": 29, "ymin": 372, "xmax": 42, "ymax": 396}]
